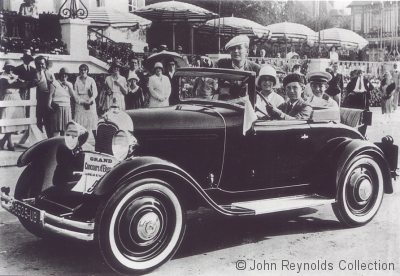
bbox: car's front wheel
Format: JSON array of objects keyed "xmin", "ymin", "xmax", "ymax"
[
  {"xmin": 332, "ymin": 155, "xmax": 384, "ymax": 227},
  {"xmin": 96, "ymin": 179, "xmax": 186, "ymax": 275}
]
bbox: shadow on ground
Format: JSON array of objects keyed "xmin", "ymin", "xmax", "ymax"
[{"xmin": 1, "ymin": 207, "xmax": 343, "ymax": 274}]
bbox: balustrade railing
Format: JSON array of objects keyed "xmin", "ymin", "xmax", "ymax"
[{"xmin": 87, "ymin": 27, "xmax": 144, "ymax": 66}]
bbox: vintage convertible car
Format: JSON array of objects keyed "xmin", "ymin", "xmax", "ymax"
[{"xmin": 1, "ymin": 68, "xmax": 398, "ymax": 274}]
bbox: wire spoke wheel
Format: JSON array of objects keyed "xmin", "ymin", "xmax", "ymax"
[{"xmin": 97, "ymin": 179, "xmax": 185, "ymax": 274}]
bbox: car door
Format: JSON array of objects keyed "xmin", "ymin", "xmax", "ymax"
[{"xmin": 251, "ymin": 119, "xmax": 313, "ymax": 188}]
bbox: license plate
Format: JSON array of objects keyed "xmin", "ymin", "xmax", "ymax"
[{"xmin": 10, "ymin": 200, "xmax": 41, "ymax": 225}]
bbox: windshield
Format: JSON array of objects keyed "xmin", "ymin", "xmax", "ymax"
[{"xmin": 179, "ymin": 75, "xmax": 250, "ymax": 104}]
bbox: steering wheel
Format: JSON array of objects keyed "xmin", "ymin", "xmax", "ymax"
[{"xmin": 256, "ymin": 91, "xmax": 272, "ymax": 119}]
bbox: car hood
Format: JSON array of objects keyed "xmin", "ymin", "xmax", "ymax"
[{"xmin": 127, "ymin": 104, "xmax": 242, "ymax": 132}]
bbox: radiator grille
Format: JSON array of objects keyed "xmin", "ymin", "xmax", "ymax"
[{"xmin": 95, "ymin": 122, "xmax": 119, "ymax": 155}]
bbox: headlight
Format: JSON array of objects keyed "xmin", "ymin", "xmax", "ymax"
[
  {"xmin": 112, "ymin": 130, "xmax": 138, "ymax": 160},
  {"xmin": 65, "ymin": 121, "xmax": 89, "ymax": 151}
]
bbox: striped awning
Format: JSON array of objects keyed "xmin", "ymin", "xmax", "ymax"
[
  {"xmin": 134, "ymin": 1, "xmax": 217, "ymax": 23},
  {"xmin": 319, "ymin": 28, "xmax": 368, "ymax": 49},
  {"xmin": 196, "ymin": 17, "xmax": 270, "ymax": 38},
  {"xmin": 266, "ymin": 22, "xmax": 317, "ymax": 42},
  {"xmin": 88, "ymin": 7, "xmax": 151, "ymax": 28}
]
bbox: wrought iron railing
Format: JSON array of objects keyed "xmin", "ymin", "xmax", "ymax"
[{"xmin": 87, "ymin": 27, "xmax": 144, "ymax": 66}]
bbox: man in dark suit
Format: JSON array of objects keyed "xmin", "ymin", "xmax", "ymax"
[
  {"xmin": 264, "ymin": 74, "xmax": 312, "ymax": 120},
  {"xmin": 216, "ymin": 35, "xmax": 260, "ymax": 75},
  {"xmin": 345, "ymin": 69, "xmax": 374, "ymax": 110},
  {"xmin": 13, "ymin": 50, "xmax": 36, "ymax": 100},
  {"xmin": 165, "ymin": 59, "xmax": 179, "ymax": 105},
  {"xmin": 33, "ymin": 55, "xmax": 54, "ymax": 137},
  {"xmin": 326, "ymin": 62, "xmax": 343, "ymax": 106}
]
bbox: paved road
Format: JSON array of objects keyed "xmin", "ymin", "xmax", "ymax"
[{"xmin": 0, "ymin": 108, "xmax": 399, "ymax": 275}]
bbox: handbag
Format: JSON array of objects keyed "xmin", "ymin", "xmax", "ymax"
[{"xmin": 50, "ymin": 101, "xmax": 59, "ymax": 112}]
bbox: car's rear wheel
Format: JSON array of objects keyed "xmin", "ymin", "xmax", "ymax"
[
  {"xmin": 332, "ymin": 155, "xmax": 384, "ymax": 227},
  {"xmin": 96, "ymin": 179, "xmax": 186, "ymax": 275},
  {"xmin": 14, "ymin": 164, "xmax": 45, "ymax": 238}
]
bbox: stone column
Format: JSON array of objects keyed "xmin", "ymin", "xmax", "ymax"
[{"xmin": 60, "ymin": 19, "xmax": 90, "ymax": 58}]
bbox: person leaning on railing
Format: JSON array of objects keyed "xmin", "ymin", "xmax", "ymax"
[{"xmin": 0, "ymin": 60, "xmax": 27, "ymax": 151}]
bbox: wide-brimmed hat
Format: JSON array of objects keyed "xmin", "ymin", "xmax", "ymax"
[
  {"xmin": 3, "ymin": 60, "xmax": 15, "ymax": 70},
  {"xmin": 154, "ymin": 62, "xmax": 164, "ymax": 71},
  {"xmin": 256, "ymin": 64, "xmax": 279, "ymax": 87}
]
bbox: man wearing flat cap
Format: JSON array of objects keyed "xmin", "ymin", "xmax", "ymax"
[
  {"xmin": 264, "ymin": 73, "xmax": 312, "ymax": 120},
  {"xmin": 216, "ymin": 35, "xmax": 260, "ymax": 74},
  {"xmin": 306, "ymin": 71, "xmax": 338, "ymax": 109}
]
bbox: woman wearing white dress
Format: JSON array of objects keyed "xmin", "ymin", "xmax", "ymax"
[
  {"xmin": 74, "ymin": 63, "xmax": 98, "ymax": 137},
  {"xmin": 104, "ymin": 62, "xmax": 128, "ymax": 111},
  {"xmin": 148, "ymin": 62, "xmax": 171, "ymax": 108}
]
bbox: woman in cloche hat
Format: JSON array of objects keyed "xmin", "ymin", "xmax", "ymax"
[
  {"xmin": 47, "ymin": 67, "xmax": 76, "ymax": 137},
  {"xmin": 0, "ymin": 60, "xmax": 26, "ymax": 150},
  {"xmin": 104, "ymin": 61, "xmax": 128, "ymax": 112},
  {"xmin": 148, "ymin": 62, "xmax": 171, "ymax": 108},
  {"xmin": 255, "ymin": 64, "xmax": 284, "ymax": 117},
  {"xmin": 126, "ymin": 72, "xmax": 144, "ymax": 110}
]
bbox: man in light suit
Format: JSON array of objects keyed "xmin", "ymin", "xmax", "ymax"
[
  {"xmin": 264, "ymin": 74, "xmax": 312, "ymax": 120},
  {"xmin": 345, "ymin": 69, "xmax": 374, "ymax": 110}
]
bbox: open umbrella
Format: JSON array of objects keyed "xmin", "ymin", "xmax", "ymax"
[
  {"xmin": 266, "ymin": 22, "xmax": 317, "ymax": 42},
  {"xmin": 87, "ymin": 7, "xmax": 151, "ymax": 28},
  {"xmin": 134, "ymin": 1, "xmax": 217, "ymax": 52},
  {"xmin": 196, "ymin": 16, "xmax": 270, "ymax": 38},
  {"xmin": 318, "ymin": 28, "xmax": 368, "ymax": 49},
  {"xmin": 143, "ymin": 50, "xmax": 188, "ymax": 71}
]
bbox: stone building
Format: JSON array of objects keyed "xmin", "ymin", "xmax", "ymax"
[{"xmin": 349, "ymin": 1, "xmax": 400, "ymax": 60}]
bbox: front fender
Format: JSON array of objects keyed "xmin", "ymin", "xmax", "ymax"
[
  {"xmin": 17, "ymin": 137, "xmax": 65, "ymax": 167},
  {"xmin": 92, "ymin": 156, "xmax": 234, "ymax": 215}
]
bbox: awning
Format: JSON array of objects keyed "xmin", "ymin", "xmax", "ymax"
[{"xmin": 88, "ymin": 7, "xmax": 151, "ymax": 28}]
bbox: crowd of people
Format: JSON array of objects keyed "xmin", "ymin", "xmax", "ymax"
[
  {"xmin": 2, "ymin": 33, "xmax": 399, "ymax": 150},
  {"xmin": 242, "ymin": 42, "xmax": 369, "ymax": 61},
  {"xmin": 0, "ymin": 49, "xmax": 180, "ymax": 148}
]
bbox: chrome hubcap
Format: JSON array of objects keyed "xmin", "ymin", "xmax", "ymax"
[
  {"xmin": 358, "ymin": 179, "xmax": 373, "ymax": 201},
  {"xmin": 136, "ymin": 212, "xmax": 161, "ymax": 241}
]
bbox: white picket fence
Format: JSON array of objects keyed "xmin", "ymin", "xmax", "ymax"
[{"xmin": 0, "ymin": 88, "xmax": 46, "ymax": 148}]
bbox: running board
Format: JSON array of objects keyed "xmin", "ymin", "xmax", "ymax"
[{"xmin": 230, "ymin": 195, "xmax": 335, "ymax": 215}]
